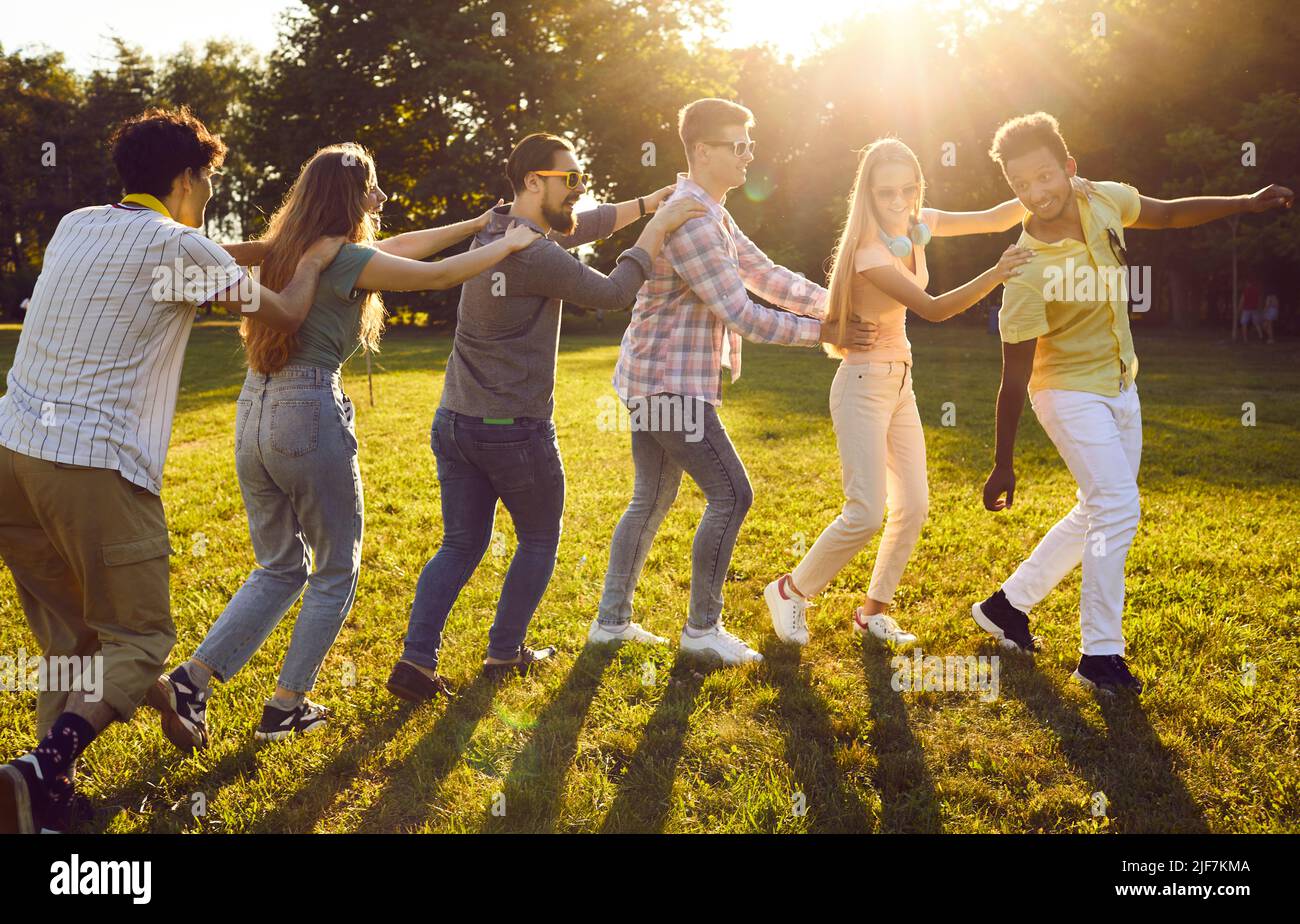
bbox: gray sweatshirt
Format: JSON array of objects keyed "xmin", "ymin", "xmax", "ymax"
[{"xmin": 439, "ymin": 203, "xmax": 653, "ymax": 420}]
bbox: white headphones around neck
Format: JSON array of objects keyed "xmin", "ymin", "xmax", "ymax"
[{"xmin": 878, "ymin": 216, "xmax": 931, "ymax": 258}]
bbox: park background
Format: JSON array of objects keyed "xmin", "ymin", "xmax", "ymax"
[
  {"xmin": 0, "ymin": 0, "xmax": 1297, "ymax": 832},
  {"xmin": 3, "ymin": 0, "xmax": 1299, "ymax": 328}
]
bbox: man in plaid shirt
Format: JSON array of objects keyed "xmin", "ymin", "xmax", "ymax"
[{"xmin": 591, "ymin": 98, "xmax": 876, "ymax": 665}]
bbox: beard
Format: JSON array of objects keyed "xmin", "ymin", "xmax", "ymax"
[{"xmin": 542, "ymin": 194, "xmax": 579, "ymax": 235}]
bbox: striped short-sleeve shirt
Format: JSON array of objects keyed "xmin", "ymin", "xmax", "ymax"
[{"xmin": 0, "ymin": 202, "xmax": 245, "ymax": 494}]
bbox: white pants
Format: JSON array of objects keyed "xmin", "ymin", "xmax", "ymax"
[
  {"xmin": 1002, "ymin": 385, "xmax": 1142, "ymax": 655},
  {"xmin": 792, "ymin": 361, "xmax": 929, "ymax": 603}
]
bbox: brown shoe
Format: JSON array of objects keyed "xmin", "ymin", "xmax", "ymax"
[
  {"xmin": 483, "ymin": 645, "xmax": 557, "ymax": 680},
  {"xmin": 386, "ymin": 661, "xmax": 454, "ymax": 704}
]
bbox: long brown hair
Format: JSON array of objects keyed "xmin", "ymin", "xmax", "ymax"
[
  {"xmin": 821, "ymin": 138, "xmax": 926, "ymax": 359},
  {"xmin": 242, "ymin": 143, "xmax": 386, "ymax": 374}
]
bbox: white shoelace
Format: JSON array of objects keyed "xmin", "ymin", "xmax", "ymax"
[
  {"xmin": 873, "ymin": 614, "xmax": 904, "ymax": 635},
  {"xmin": 711, "ymin": 625, "xmax": 757, "ymax": 657},
  {"xmin": 790, "ymin": 599, "xmax": 808, "ymax": 633}
]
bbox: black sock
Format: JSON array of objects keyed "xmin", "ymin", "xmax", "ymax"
[
  {"xmin": 29, "ymin": 713, "xmax": 95, "ymax": 783},
  {"xmin": 47, "ymin": 772, "xmax": 75, "ymax": 809}
]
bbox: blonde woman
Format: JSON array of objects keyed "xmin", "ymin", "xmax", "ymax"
[
  {"xmin": 148, "ymin": 143, "xmax": 538, "ymax": 748},
  {"xmin": 764, "ymin": 138, "xmax": 1087, "ymax": 646}
]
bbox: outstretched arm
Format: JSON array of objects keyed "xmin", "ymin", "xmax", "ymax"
[
  {"xmin": 513, "ymin": 197, "xmax": 707, "ymax": 309},
  {"xmin": 670, "ymin": 217, "xmax": 822, "ymax": 345},
  {"xmin": 376, "ymin": 202, "xmax": 500, "ymax": 260},
  {"xmin": 670, "ymin": 217, "xmax": 873, "ymax": 350},
  {"xmin": 355, "ymin": 224, "xmax": 540, "ymax": 292},
  {"xmin": 222, "ymin": 212, "xmax": 492, "ymax": 267},
  {"xmin": 929, "ymin": 199, "xmax": 1025, "ymax": 237},
  {"xmin": 931, "ymin": 178, "xmax": 1098, "ymax": 237},
  {"xmin": 670, "ymin": 217, "xmax": 875, "ymax": 349},
  {"xmin": 211, "ymin": 236, "xmax": 345, "ymax": 333},
  {"xmin": 548, "ymin": 203, "xmax": 617, "ymax": 249},
  {"xmin": 519, "ymin": 245, "xmax": 651, "ymax": 311},
  {"xmin": 1131, "ymin": 184, "xmax": 1293, "ymax": 229},
  {"xmin": 730, "ymin": 221, "xmax": 827, "ymax": 318},
  {"xmin": 608, "ymin": 184, "xmax": 677, "ymax": 233},
  {"xmin": 862, "ymin": 243, "xmax": 1033, "ymax": 322},
  {"xmin": 983, "ymin": 337, "xmax": 1037, "ymax": 511},
  {"xmin": 221, "ymin": 240, "xmax": 269, "ymax": 266}
]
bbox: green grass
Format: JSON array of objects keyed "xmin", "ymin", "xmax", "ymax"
[{"xmin": 1, "ymin": 318, "xmax": 1296, "ymax": 833}]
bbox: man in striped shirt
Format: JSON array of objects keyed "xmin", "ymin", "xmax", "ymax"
[
  {"xmin": 591, "ymin": 99, "xmax": 876, "ymax": 665},
  {"xmin": 0, "ymin": 107, "xmax": 342, "ymax": 833}
]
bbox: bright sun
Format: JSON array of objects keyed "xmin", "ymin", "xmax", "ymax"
[{"xmin": 714, "ymin": 0, "xmax": 1029, "ymax": 60}]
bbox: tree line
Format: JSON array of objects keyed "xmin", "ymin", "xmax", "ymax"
[{"xmin": 2, "ymin": 0, "xmax": 1296, "ymax": 330}]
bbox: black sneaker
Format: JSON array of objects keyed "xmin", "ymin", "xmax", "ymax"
[
  {"xmin": 386, "ymin": 661, "xmax": 454, "ymax": 704},
  {"xmin": 255, "ymin": 698, "xmax": 329, "ymax": 741},
  {"xmin": 1073, "ymin": 654, "xmax": 1143, "ymax": 694},
  {"xmin": 40, "ymin": 773, "xmax": 93, "ymax": 833},
  {"xmin": 483, "ymin": 645, "xmax": 557, "ymax": 680},
  {"xmin": 971, "ymin": 590, "xmax": 1039, "ymax": 653},
  {"xmin": 0, "ymin": 756, "xmax": 56, "ymax": 834},
  {"xmin": 146, "ymin": 665, "xmax": 210, "ymax": 752}
]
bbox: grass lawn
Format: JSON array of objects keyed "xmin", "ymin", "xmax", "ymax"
[{"xmin": 0, "ymin": 318, "xmax": 1296, "ymax": 833}]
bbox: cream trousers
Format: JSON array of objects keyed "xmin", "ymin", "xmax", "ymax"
[{"xmin": 792, "ymin": 361, "xmax": 928, "ymax": 603}]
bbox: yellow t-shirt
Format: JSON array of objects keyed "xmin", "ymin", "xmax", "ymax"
[{"xmin": 998, "ymin": 181, "xmax": 1142, "ymax": 397}]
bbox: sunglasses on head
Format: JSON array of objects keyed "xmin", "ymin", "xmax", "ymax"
[
  {"xmin": 701, "ymin": 140, "xmax": 756, "ymax": 158},
  {"xmin": 533, "ymin": 170, "xmax": 592, "ymax": 189}
]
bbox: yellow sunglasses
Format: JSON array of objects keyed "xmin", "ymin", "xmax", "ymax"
[{"xmin": 532, "ymin": 170, "xmax": 592, "ymax": 189}]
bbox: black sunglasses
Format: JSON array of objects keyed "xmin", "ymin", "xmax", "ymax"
[{"xmin": 1106, "ymin": 228, "xmax": 1128, "ymax": 266}]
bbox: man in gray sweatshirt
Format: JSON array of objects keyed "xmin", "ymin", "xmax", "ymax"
[{"xmin": 388, "ymin": 132, "xmax": 705, "ymax": 701}]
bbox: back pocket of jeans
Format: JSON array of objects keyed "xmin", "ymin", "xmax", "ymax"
[
  {"xmin": 270, "ymin": 399, "xmax": 320, "ymax": 457},
  {"xmin": 472, "ymin": 437, "xmax": 535, "ymax": 493}
]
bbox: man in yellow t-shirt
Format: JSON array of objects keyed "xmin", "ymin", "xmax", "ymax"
[{"xmin": 970, "ymin": 111, "xmax": 1293, "ymax": 694}]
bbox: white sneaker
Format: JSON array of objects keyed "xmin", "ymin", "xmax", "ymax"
[
  {"xmin": 679, "ymin": 621, "xmax": 764, "ymax": 665},
  {"xmin": 852, "ymin": 608, "xmax": 917, "ymax": 646},
  {"xmin": 764, "ymin": 577, "xmax": 808, "ymax": 645},
  {"xmin": 587, "ymin": 619, "xmax": 667, "ymax": 645}
]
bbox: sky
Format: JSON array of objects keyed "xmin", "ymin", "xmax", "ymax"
[{"xmin": 1, "ymin": 0, "xmax": 904, "ymax": 72}]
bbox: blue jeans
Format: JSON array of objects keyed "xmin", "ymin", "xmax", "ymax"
[
  {"xmin": 401, "ymin": 408, "xmax": 565, "ymax": 669},
  {"xmin": 598, "ymin": 396, "xmax": 753, "ymax": 630},
  {"xmin": 194, "ymin": 366, "xmax": 363, "ymax": 692}
]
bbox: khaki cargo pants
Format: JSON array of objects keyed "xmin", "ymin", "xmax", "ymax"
[{"xmin": 0, "ymin": 446, "xmax": 175, "ymax": 738}]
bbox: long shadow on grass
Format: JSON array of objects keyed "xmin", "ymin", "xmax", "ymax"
[
  {"xmin": 759, "ymin": 640, "xmax": 872, "ymax": 833},
  {"xmin": 252, "ymin": 703, "xmax": 419, "ymax": 832},
  {"xmin": 351, "ymin": 673, "xmax": 498, "ymax": 832},
  {"xmin": 598, "ymin": 655, "xmax": 710, "ymax": 833},
  {"xmin": 88, "ymin": 737, "xmax": 259, "ymax": 833},
  {"xmin": 480, "ymin": 644, "xmax": 619, "ymax": 833},
  {"xmin": 858, "ymin": 640, "xmax": 946, "ymax": 832},
  {"xmin": 996, "ymin": 652, "xmax": 1209, "ymax": 833},
  {"xmin": 89, "ymin": 700, "xmax": 420, "ymax": 833}
]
